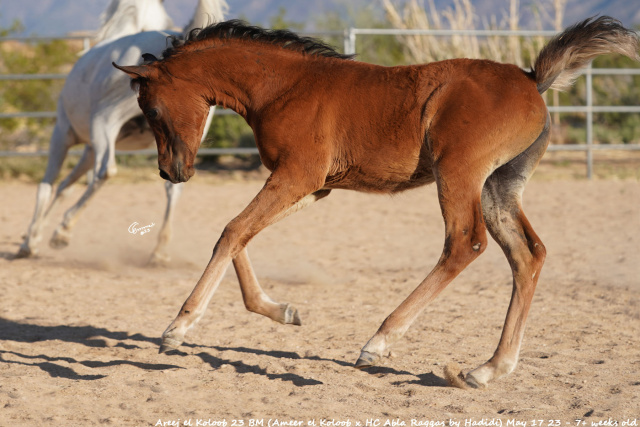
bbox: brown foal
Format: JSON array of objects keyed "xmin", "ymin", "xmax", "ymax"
[{"xmin": 114, "ymin": 17, "xmax": 638, "ymax": 388}]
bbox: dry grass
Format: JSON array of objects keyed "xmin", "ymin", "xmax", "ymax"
[
  {"xmin": 381, "ymin": 0, "xmax": 552, "ymax": 66},
  {"xmin": 535, "ymin": 150, "xmax": 640, "ymax": 180}
]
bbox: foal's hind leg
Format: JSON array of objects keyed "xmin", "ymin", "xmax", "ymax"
[
  {"xmin": 233, "ymin": 189, "xmax": 331, "ymax": 325},
  {"xmin": 465, "ymin": 124, "xmax": 549, "ymax": 388},
  {"xmin": 356, "ymin": 165, "xmax": 489, "ymax": 368}
]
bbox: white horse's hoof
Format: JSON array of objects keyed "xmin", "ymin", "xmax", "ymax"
[
  {"xmin": 148, "ymin": 252, "xmax": 170, "ymax": 267},
  {"xmin": 16, "ymin": 244, "xmax": 35, "ymax": 258},
  {"xmin": 50, "ymin": 228, "xmax": 71, "ymax": 249}
]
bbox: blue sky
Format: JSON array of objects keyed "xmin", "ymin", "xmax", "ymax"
[{"xmin": 1, "ymin": 0, "xmax": 639, "ymax": 37}]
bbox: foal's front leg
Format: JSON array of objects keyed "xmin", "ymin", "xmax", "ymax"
[
  {"xmin": 160, "ymin": 173, "xmax": 323, "ymax": 353},
  {"xmin": 233, "ymin": 189, "xmax": 331, "ymax": 325},
  {"xmin": 233, "ymin": 248, "xmax": 301, "ymax": 326}
]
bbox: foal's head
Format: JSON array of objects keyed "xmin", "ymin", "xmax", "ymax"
[{"xmin": 113, "ymin": 59, "xmax": 210, "ymax": 183}]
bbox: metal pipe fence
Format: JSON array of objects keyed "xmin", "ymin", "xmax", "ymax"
[{"xmin": 1, "ymin": 29, "xmax": 639, "ymax": 178}]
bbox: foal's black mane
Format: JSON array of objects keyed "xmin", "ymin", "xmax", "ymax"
[{"xmin": 162, "ymin": 19, "xmax": 354, "ymax": 60}]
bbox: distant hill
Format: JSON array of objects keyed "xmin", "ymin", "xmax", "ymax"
[{"xmin": 1, "ymin": 0, "xmax": 639, "ymax": 37}]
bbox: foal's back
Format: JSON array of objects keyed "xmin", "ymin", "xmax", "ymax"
[{"xmin": 314, "ymin": 57, "xmax": 547, "ymax": 194}]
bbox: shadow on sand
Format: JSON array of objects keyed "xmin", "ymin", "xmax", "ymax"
[{"xmin": 0, "ymin": 317, "xmax": 449, "ymax": 387}]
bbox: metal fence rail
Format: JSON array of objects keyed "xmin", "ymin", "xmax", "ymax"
[{"xmin": 1, "ymin": 29, "xmax": 639, "ymax": 178}]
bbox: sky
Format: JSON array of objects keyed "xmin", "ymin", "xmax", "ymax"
[{"xmin": 1, "ymin": 0, "xmax": 639, "ymax": 37}]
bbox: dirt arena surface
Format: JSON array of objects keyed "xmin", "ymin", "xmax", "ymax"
[{"xmin": 0, "ymin": 173, "xmax": 638, "ymax": 425}]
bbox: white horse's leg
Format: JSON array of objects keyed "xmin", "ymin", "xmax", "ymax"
[
  {"xmin": 201, "ymin": 106, "xmax": 215, "ymax": 142},
  {"xmin": 148, "ymin": 106, "xmax": 215, "ymax": 265},
  {"xmin": 44, "ymin": 145, "xmax": 95, "ymax": 214},
  {"xmin": 17, "ymin": 112, "xmax": 77, "ymax": 258},
  {"xmin": 50, "ymin": 125, "xmax": 115, "ymax": 249},
  {"xmin": 149, "ymin": 181, "xmax": 183, "ymax": 266}
]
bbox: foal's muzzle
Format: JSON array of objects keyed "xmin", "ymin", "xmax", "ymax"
[{"xmin": 158, "ymin": 161, "xmax": 195, "ymax": 184}]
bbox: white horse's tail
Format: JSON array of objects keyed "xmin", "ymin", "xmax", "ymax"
[{"xmin": 183, "ymin": 0, "xmax": 229, "ymax": 35}]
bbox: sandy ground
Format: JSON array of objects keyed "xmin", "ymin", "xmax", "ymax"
[{"xmin": 0, "ymin": 173, "xmax": 638, "ymax": 426}]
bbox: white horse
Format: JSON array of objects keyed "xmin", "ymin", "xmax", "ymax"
[
  {"xmin": 17, "ymin": 0, "xmax": 228, "ymax": 264},
  {"xmin": 95, "ymin": 0, "xmax": 174, "ymax": 44}
]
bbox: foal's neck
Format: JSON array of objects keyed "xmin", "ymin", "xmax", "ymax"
[{"xmin": 171, "ymin": 43, "xmax": 309, "ymax": 119}]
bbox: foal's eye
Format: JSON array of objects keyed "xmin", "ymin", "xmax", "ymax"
[{"xmin": 146, "ymin": 108, "xmax": 159, "ymax": 120}]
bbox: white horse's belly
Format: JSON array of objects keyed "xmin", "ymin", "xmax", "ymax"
[
  {"xmin": 61, "ymin": 82, "xmax": 92, "ymax": 142},
  {"xmin": 115, "ymin": 129, "xmax": 156, "ymax": 151}
]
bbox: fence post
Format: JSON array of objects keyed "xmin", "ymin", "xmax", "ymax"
[
  {"xmin": 343, "ymin": 28, "xmax": 356, "ymax": 55},
  {"xmin": 586, "ymin": 63, "xmax": 593, "ymax": 179},
  {"xmin": 343, "ymin": 29, "xmax": 349, "ymax": 55}
]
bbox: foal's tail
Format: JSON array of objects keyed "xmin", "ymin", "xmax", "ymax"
[{"xmin": 531, "ymin": 16, "xmax": 639, "ymax": 93}]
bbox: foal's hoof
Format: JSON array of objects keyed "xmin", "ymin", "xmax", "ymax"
[
  {"xmin": 464, "ymin": 373, "xmax": 487, "ymax": 389},
  {"xmin": 159, "ymin": 336, "xmax": 183, "ymax": 354},
  {"xmin": 283, "ymin": 304, "xmax": 302, "ymax": 326},
  {"xmin": 354, "ymin": 351, "xmax": 380, "ymax": 369},
  {"xmin": 50, "ymin": 229, "xmax": 71, "ymax": 249},
  {"xmin": 464, "ymin": 363, "xmax": 498, "ymax": 389}
]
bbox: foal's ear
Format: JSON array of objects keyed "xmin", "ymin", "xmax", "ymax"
[{"xmin": 112, "ymin": 62, "xmax": 151, "ymax": 79}]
